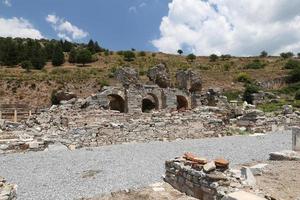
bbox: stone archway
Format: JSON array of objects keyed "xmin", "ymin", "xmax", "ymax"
[
  {"xmin": 176, "ymin": 95, "xmax": 188, "ymax": 110},
  {"xmin": 107, "ymin": 94, "xmax": 126, "ymax": 113},
  {"xmin": 142, "ymin": 94, "xmax": 159, "ymax": 113}
]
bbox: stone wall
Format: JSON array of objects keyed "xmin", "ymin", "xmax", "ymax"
[{"xmin": 165, "ymin": 153, "xmax": 240, "ymax": 200}]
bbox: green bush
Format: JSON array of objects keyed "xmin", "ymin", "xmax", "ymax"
[
  {"xmin": 295, "ymin": 89, "xmax": 300, "ymax": 100},
  {"xmin": 123, "ymin": 51, "xmax": 136, "ymax": 62},
  {"xmin": 186, "ymin": 54, "xmax": 196, "ymax": 62},
  {"xmin": 20, "ymin": 60, "xmax": 33, "ymax": 72},
  {"xmin": 50, "ymin": 90, "xmax": 60, "ymax": 105},
  {"xmin": 260, "ymin": 51, "xmax": 268, "ymax": 58},
  {"xmin": 284, "ymin": 59, "xmax": 300, "ymax": 69},
  {"xmin": 243, "ymin": 83, "xmax": 260, "ymax": 104},
  {"xmin": 245, "ymin": 59, "xmax": 266, "ymax": 69},
  {"xmin": 236, "ymin": 72, "xmax": 252, "ymax": 83},
  {"xmin": 209, "ymin": 54, "xmax": 218, "ymax": 62},
  {"xmin": 138, "ymin": 51, "xmax": 146, "ymax": 57},
  {"xmin": 287, "ymin": 67, "xmax": 300, "ymax": 83},
  {"xmin": 223, "ymin": 90, "xmax": 241, "ymax": 101},
  {"xmin": 280, "ymin": 52, "xmax": 294, "ymax": 59}
]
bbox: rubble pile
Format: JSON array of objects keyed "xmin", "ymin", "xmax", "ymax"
[
  {"xmin": 0, "ymin": 96, "xmax": 300, "ymax": 154},
  {"xmin": 0, "ymin": 100, "xmax": 231, "ymax": 153},
  {"xmin": 0, "ymin": 177, "xmax": 17, "ymax": 200},
  {"xmin": 165, "ymin": 153, "xmax": 266, "ymax": 200}
]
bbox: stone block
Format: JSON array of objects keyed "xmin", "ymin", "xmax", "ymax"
[
  {"xmin": 241, "ymin": 167, "xmax": 256, "ymax": 186},
  {"xmin": 292, "ymin": 127, "xmax": 300, "ymax": 151},
  {"xmin": 249, "ymin": 164, "xmax": 268, "ymax": 176},
  {"xmin": 28, "ymin": 141, "xmax": 39, "ymax": 149},
  {"xmin": 222, "ymin": 191, "xmax": 266, "ymax": 200}
]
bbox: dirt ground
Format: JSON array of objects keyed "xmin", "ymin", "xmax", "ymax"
[
  {"xmin": 83, "ymin": 161, "xmax": 300, "ymax": 200},
  {"xmin": 256, "ymin": 161, "xmax": 300, "ymax": 200},
  {"xmin": 82, "ymin": 182, "xmax": 196, "ymax": 200}
]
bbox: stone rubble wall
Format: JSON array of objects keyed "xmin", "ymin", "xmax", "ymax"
[
  {"xmin": 0, "ymin": 96, "xmax": 299, "ymax": 154},
  {"xmin": 165, "ymin": 154, "xmax": 241, "ymax": 200}
]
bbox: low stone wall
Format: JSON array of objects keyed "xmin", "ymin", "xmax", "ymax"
[
  {"xmin": 0, "ymin": 177, "xmax": 17, "ymax": 200},
  {"xmin": 164, "ymin": 153, "xmax": 241, "ymax": 200}
]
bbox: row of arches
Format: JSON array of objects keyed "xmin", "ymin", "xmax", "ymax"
[{"xmin": 108, "ymin": 93, "xmax": 189, "ymax": 113}]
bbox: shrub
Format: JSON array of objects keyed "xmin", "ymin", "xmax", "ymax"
[
  {"xmin": 284, "ymin": 59, "xmax": 300, "ymax": 69},
  {"xmin": 223, "ymin": 63, "xmax": 231, "ymax": 71},
  {"xmin": 295, "ymin": 89, "xmax": 300, "ymax": 100},
  {"xmin": 280, "ymin": 52, "xmax": 294, "ymax": 59},
  {"xmin": 77, "ymin": 49, "xmax": 92, "ymax": 66},
  {"xmin": 223, "ymin": 90, "xmax": 241, "ymax": 101},
  {"xmin": 52, "ymin": 45, "xmax": 65, "ymax": 66},
  {"xmin": 243, "ymin": 83, "xmax": 260, "ymax": 104},
  {"xmin": 245, "ymin": 59, "xmax": 266, "ymax": 69},
  {"xmin": 186, "ymin": 53, "xmax": 196, "ymax": 62},
  {"xmin": 69, "ymin": 48, "xmax": 77, "ymax": 63},
  {"xmin": 50, "ymin": 90, "xmax": 60, "ymax": 105},
  {"xmin": 260, "ymin": 51, "xmax": 268, "ymax": 58},
  {"xmin": 117, "ymin": 51, "xmax": 124, "ymax": 56},
  {"xmin": 123, "ymin": 51, "xmax": 136, "ymax": 62},
  {"xmin": 138, "ymin": 51, "xmax": 146, "ymax": 57},
  {"xmin": 287, "ymin": 66, "xmax": 300, "ymax": 83},
  {"xmin": 209, "ymin": 54, "xmax": 218, "ymax": 62},
  {"xmin": 236, "ymin": 72, "xmax": 252, "ymax": 83},
  {"xmin": 20, "ymin": 60, "xmax": 33, "ymax": 72},
  {"xmin": 220, "ymin": 54, "xmax": 231, "ymax": 60},
  {"xmin": 151, "ymin": 53, "xmax": 156, "ymax": 57}
]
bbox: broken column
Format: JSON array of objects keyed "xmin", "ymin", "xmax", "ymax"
[{"xmin": 293, "ymin": 126, "xmax": 300, "ymax": 151}]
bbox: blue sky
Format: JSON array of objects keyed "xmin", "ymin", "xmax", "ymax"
[
  {"xmin": 0, "ymin": 0, "xmax": 170, "ymax": 51},
  {"xmin": 2, "ymin": 0, "xmax": 300, "ymax": 55}
]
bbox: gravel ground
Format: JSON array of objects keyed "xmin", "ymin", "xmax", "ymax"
[{"xmin": 0, "ymin": 131, "xmax": 292, "ymax": 200}]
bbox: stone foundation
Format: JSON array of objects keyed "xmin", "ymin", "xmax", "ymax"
[{"xmin": 164, "ymin": 153, "xmax": 242, "ymax": 200}]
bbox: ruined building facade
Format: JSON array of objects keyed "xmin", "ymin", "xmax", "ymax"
[{"xmin": 89, "ymin": 65, "xmax": 225, "ymax": 114}]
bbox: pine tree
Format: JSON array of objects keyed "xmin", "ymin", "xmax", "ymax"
[
  {"xmin": 69, "ymin": 48, "xmax": 77, "ymax": 63},
  {"xmin": 52, "ymin": 44, "xmax": 65, "ymax": 66},
  {"xmin": 77, "ymin": 49, "xmax": 92, "ymax": 66},
  {"xmin": 87, "ymin": 39, "xmax": 95, "ymax": 54}
]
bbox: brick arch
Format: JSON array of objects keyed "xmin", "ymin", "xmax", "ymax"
[
  {"xmin": 107, "ymin": 94, "xmax": 126, "ymax": 113},
  {"xmin": 176, "ymin": 95, "xmax": 189, "ymax": 110},
  {"xmin": 142, "ymin": 93, "xmax": 159, "ymax": 112}
]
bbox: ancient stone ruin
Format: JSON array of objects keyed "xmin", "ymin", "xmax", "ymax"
[
  {"xmin": 165, "ymin": 153, "xmax": 266, "ymax": 200},
  {"xmin": 88, "ymin": 65, "xmax": 222, "ymax": 114}
]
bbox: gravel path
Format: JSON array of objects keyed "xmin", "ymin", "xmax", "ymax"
[{"xmin": 0, "ymin": 131, "xmax": 292, "ymax": 200}]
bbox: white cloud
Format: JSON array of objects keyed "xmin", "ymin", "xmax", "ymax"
[
  {"xmin": 152, "ymin": 0, "xmax": 300, "ymax": 56},
  {"xmin": 0, "ymin": 17, "xmax": 43, "ymax": 39},
  {"xmin": 3, "ymin": 0, "xmax": 11, "ymax": 7},
  {"xmin": 129, "ymin": 1, "xmax": 147, "ymax": 13},
  {"xmin": 46, "ymin": 14, "xmax": 88, "ymax": 41}
]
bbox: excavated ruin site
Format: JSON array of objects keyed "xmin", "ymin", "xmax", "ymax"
[{"xmin": 1, "ymin": 65, "xmax": 300, "ymax": 200}]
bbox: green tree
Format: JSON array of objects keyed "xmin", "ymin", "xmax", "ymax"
[
  {"xmin": 281, "ymin": 52, "xmax": 294, "ymax": 59},
  {"xmin": 52, "ymin": 44, "xmax": 65, "ymax": 66},
  {"xmin": 20, "ymin": 60, "xmax": 33, "ymax": 72},
  {"xmin": 287, "ymin": 66, "xmax": 300, "ymax": 83},
  {"xmin": 69, "ymin": 48, "xmax": 77, "ymax": 63},
  {"xmin": 260, "ymin": 50, "xmax": 268, "ymax": 58},
  {"xmin": 87, "ymin": 39, "xmax": 96, "ymax": 54},
  {"xmin": 209, "ymin": 54, "xmax": 219, "ymax": 62},
  {"xmin": 94, "ymin": 41, "xmax": 102, "ymax": 52},
  {"xmin": 138, "ymin": 51, "xmax": 146, "ymax": 57},
  {"xmin": 243, "ymin": 83, "xmax": 260, "ymax": 104},
  {"xmin": 186, "ymin": 53, "xmax": 196, "ymax": 62},
  {"xmin": 76, "ymin": 49, "xmax": 92, "ymax": 66},
  {"xmin": 177, "ymin": 49, "xmax": 183, "ymax": 55},
  {"xmin": 62, "ymin": 40, "xmax": 73, "ymax": 52},
  {"xmin": 123, "ymin": 51, "xmax": 136, "ymax": 62},
  {"xmin": 284, "ymin": 59, "xmax": 300, "ymax": 69}
]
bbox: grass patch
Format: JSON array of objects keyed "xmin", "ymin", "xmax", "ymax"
[{"xmin": 223, "ymin": 90, "xmax": 242, "ymax": 101}]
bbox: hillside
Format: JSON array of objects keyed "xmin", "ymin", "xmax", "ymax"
[{"xmin": 0, "ymin": 51, "xmax": 292, "ymax": 109}]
